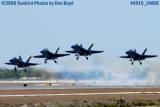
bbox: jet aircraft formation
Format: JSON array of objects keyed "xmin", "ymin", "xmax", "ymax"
[
  {"xmin": 5, "ymin": 44, "xmax": 158, "ymax": 72},
  {"xmin": 5, "ymin": 44, "xmax": 104, "ymax": 72}
]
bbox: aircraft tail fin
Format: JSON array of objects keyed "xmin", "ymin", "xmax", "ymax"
[
  {"xmin": 142, "ymin": 48, "xmax": 147, "ymax": 55},
  {"xmin": 26, "ymin": 56, "xmax": 32, "ymax": 63},
  {"xmin": 88, "ymin": 44, "xmax": 94, "ymax": 51},
  {"xmin": 80, "ymin": 44, "xmax": 83, "ymax": 48},
  {"xmin": 55, "ymin": 47, "xmax": 60, "ymax": 54},
  {"xmin": 19, "ymin": 56, "xmax": 23, "ymax": 61}
]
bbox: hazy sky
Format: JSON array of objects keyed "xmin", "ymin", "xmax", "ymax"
[{"xmin": 0, "ymin": 0, "xmax": 160, "ymax": 85}]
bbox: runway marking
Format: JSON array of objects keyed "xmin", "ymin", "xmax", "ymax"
[{"xmin": 0, "ymin": 92, "xmax": 159, "ymax": 97}]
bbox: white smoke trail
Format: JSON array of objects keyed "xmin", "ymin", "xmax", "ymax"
[{"xmin": 43, "ymin": 55, "xmax": 160, "ymax": 86}]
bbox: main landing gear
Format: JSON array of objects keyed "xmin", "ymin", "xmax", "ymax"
[
  {"xmin": 14, "ymin": 67, "xmax": 17, "ymax": 72},
  {"xmin": 130, "ymin": 59, "xmax": 142, "ymax": 65},
  {"xmin": 75, "ymin": 54, "xmax": 79, "ymax": 60},
  {"xmin": 54, "ymin": 60, "xmax": 57, "ymax": 63},
  {"xmin": 130, "ymin": 59, "xmax": 134, "ymax": 65},
  {"xmin": 86, "ymin": 56, "xmax": 89, "ymax": 60},
  {"xmin": 76, "ymin": 57, "xmax": 79, "ymax": 60},
  {"xmin": 44, "ymin": 59, "xmax": 47, "ymax": 64},
  {"xmin": 139, "ymin": 61, "xmax": 142, "ymax": 65},
  {"xmin": 24, "ymin": 68, "xmax": 27, "ymax": 72}
]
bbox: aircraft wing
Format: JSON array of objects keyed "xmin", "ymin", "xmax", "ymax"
[
  {"xmin": 90, "ymin": 50, "xmax": 104, "ymax": 54},
  {"xmin": 65, "ymin": 50, "xmax": 76, "ymax": 53},
  {"xmin": 120, "ymin": 56, "xmax": 130, "ymax": 58},
  {"xmin": 56, "ymin": 54, "xmax": 70, "ymax": 57},
  {"xmin": 143, "ymin": 55, "xmax": 158, "ymax": 58},
  {"xmin": 33, "ymin": 55, "xmax": 45, "ymax": 58}
]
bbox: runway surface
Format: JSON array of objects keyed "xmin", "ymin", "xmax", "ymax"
[
  {"xmin": 0, "ymin": 81, "xmax": 159, "ymax": 104},
  {"xmin": 0, "ymin": 91, "xmax": 159, "ymax": 97},
  {"xmin": 0, "ymin": 80, "xmax": 159, "ymax": 90},
  {"xmin": 0, "ymin": 87, "xmax": 159, "ymax": 105}
]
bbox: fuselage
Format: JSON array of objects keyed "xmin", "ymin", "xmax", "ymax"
[
  {"xmin": 71, "ymin": 44, "xmax": 91, "ymax": 56},
  {"xmin": 41, "ymin": 49, "xmax": 57, "ymax": 60},
  {"xmin": 126, "ymin": 50, "xmax": 144, "ymax": 60},
  {"xmin": 8, "ymin": 57, "xmax": 37, "ymax": 68}
]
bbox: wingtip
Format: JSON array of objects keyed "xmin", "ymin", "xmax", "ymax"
[{"xmin": 99, "ymin": 50, "xmax": 104, "ymax": 53}]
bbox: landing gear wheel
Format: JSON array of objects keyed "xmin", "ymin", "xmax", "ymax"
[
  {"xmin": 24, "ymin": 69, "xmax": 27, "ymax": 72},
  {"xmin": 44, "ymin": 59, "xmax": 47, "ymax": 64},
  {"xmin": 14, "ymin": 67, "xmax": 17, "ymax": 72},
  {"xmin": 23, "ymin": 84, "xmax": 27, "ymax": 87},
  {"xmin": 54, "ymin": 60, "xmax": 57, "ymax": 63},
  {"xmin": 140, "ymin": 62, "xmax": 142, "ymax": 65},
  {"xmin": 86, "ymin": 57, "xmax": 89, "ymax": 60},
  {"xmin": 131, "ymin": 62, "xmax": 134, "ymax": 65},
  {"xmin": 76, "ymin": 57, "xmax": 79, "ymax": 60}
]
